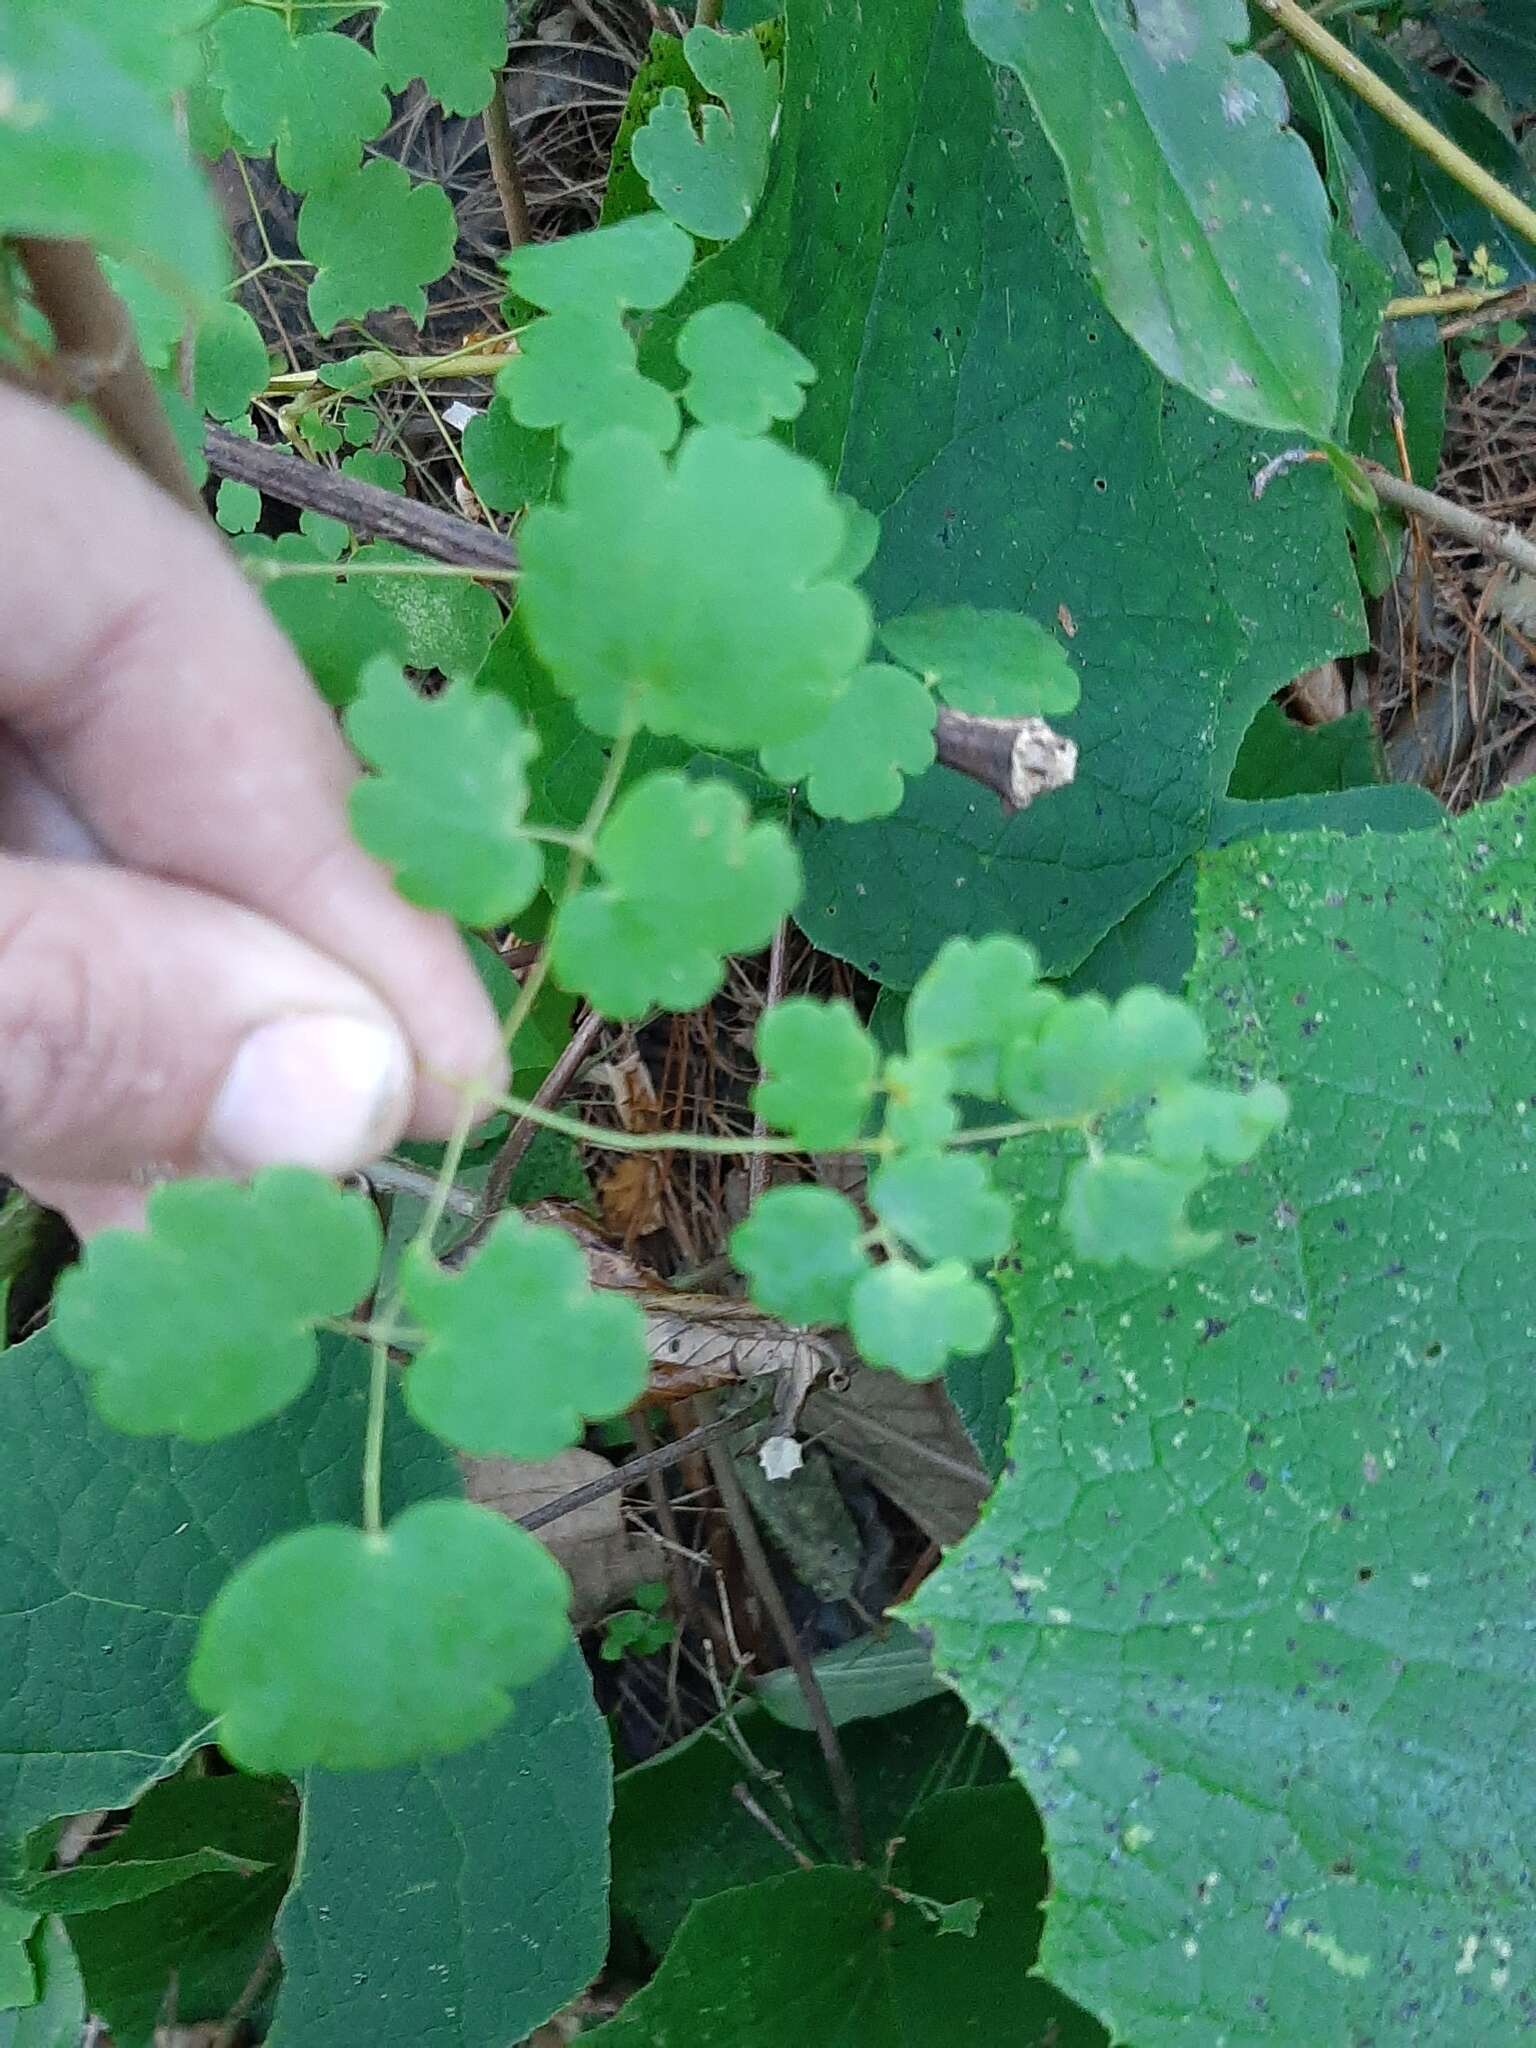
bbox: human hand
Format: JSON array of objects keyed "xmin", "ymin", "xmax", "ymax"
[{"xmin": 0, "ymin": 387, "xmax": 506, "ymax": 1235}]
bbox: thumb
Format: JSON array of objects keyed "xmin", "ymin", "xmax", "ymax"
[{"xmin": 0, "ymin": 856, "xmax": 430, "ymax": 1188}]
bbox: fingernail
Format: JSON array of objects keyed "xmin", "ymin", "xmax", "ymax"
[{"xmin": 205, "ymin": 1014, "xmax": 412, "ymax": 1175}]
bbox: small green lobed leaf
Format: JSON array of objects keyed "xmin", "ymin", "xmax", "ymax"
[
  {"xmin": 759, "ymin": 664, "xmax": 936, "ymax": 823},
  {"xmin": 1000, "ymin": 985, "xmax": 1205, "ymax": 1121},
  {"xmin": 343, "ymin": 448, "xmax": 407, "ymax": 493},
  {"xmin": 0, "ymin": 5, "xmax": 226, "ymax": 301},
  {"xmin": 462, "ymin": 399, "xmax": 560, "ymax": 515},
  {"xmin": 215, "ymin": 478, "xmax": 261, "ymax": 535},
  {"xmin": 498, "ymin": 308, "xmax": 679, "ymax": 452},
  {"xmin": 869, "ymin": 1151, "xmax": 1011, "ymax": 1266},
  {"xmin": 207, "ymin": 11, "xmax": 390, "ymax": 194},
  {"xmin": 880, "ymin": 607, "xmax": 1080, "ymax": 720},
  {"xmin": 1146, "ymin": 1077, "xmax": 1290, "ymax": 1170},
  {"xmin": 730, "ymin": 1186, "xmax": 869, "ymax": 1328},
  {"xmin": 346, "ymin": 657, "xmax": 543, "ymax": 924},
  {"xmin": 631, "ymin": 25, "xmax": 778, "ymax": 242},
  {"xmin": 347, "ymin": 545, "xmax": 501, "ymax": 682},
  {"xmin": 401, "ymin": 1216, "xmax": 649, "ymax": 1459},
  {"xmin": 301, "ymin": 160, "xmax": 457, "ymax": 336},
  {"xmin": 878, "ymin": 1050, "xmax": 960, "ymax": 1150},
  {"xmin": 551, "ymin": 773, "xmax": 800, "ymax": 1016},
  {"xmin": 240, "ymin": 531, "xmax": 408, "ymax": 707},
  {"xmin": 505, "ymin": 213, "xmax": 695, "ymax": 314},
  {"xmin": 753, "ymin": 998, "xmax": 879, "ymax": 1151},
  {"xmin": 52, "ymin": 1171, "xmax": 381, "ymax": 1441},
  {"xmin": 372, "ymin": 0, "xmax": 507, "ymax": 115},
  {"xmin": 189, "ymin": 1500, "xmax": 572, "ymax": 1773},
  {"xmin": 193, "ymin": 300, "xmax": 268, "ymax": 423},
  {"xmin": 849, "ymin": 1260, "xmax": 999, "ymax": 1381},
  {"xmin": 518, "ymin": 427, "xmax": 871, "ymax": 750},
  {"xmin": 905, "ymin": 935, "xmax": 1051, "ymax": 1099},
  {"xmin": 676, "ymin": 302, "xmax": 815, "ymax": 433},
  {"xmin": 1062, "ymin": 1152, "xmax": 1214, "ymax": 1267}
]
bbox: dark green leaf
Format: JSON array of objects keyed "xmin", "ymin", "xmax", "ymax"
[
  {"xmin": 670, "ymin": 1, "xmax": 1360, "ymax": 984},
  {"xmin": 67, "ymin": 1775, "xmax": 296, "ymax": 2048},
  {"xmin": 1433, "ymin": 2, "xmax": 1536, "ymax": 114},
  {"xmin": 270, "ymin": 1651, "xmax": 608, "ymax": 2048},
  {"xmin": 1228, "ymin": 702, "xmax": 1382, "ymax": 800},
  {"xmin": 611, "ymin": 1694, "xmax": 1007, "ymax": 1953},
  {"xmin": 962, "ymin": 0, "xmax": 1340, "ymax": 434},
  {"xmin": 588, "ymin": 1786, "xmax": 1103, "ymax": 2046}
]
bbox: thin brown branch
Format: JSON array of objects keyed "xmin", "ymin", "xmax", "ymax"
[
  {"xmin": 933, "ymin": 708, "xmax": 1079, "ymax": 813},
  {"xmin": 207, "ymin": 421, "xmax": 1076, "ymax": 809},
  {"xmin": 19, "ymin": 238, "xmax": 202, "ymax": 515},
  {"xmin": 1361, "ymin": 464, "xmax": 1536, "ymax": 578},
  {"xmin": 204, "ymin": 422, "xmax": 520, "ymax": 572},
  {"xmin": 453, "ymin": 1005, "xmax": 608, "ymax": 1260},
  {"xmin": 1254, "ymin": 446, "xmax": 1536, "ymax": 582},
  {"xmin": 515, "ymin": 1408, "xmax": 766, "ymax": 1530},
  {"xmin": 699, "ymin": 1393, "xmax": 866, "ymax": 1865},
  {"xmin": 483, "ymin": 73, "xmax": 534, "ymax": 249}
]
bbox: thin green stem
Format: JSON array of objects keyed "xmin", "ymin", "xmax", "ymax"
[
  {"xmin": 261, "ymin": 342, "xmax": 516, "ymax": 400},
  {"xmin": 252, "ymin": 559, "xmax": 519, "ymax": 583},
  {"xmin": 361, "ymin": 1331, "xmax": 389, "ymax": 1537},
  {"xmin": 481, "ymin": 1092, "xmax": 1074, "ymax": 1159},
  {"xmin": 500, "ymin": 718, "xmax": 636, "ymax": 1059},
  {"xmin": 1255, "ymin": 0, "xmax": 1536, "ymax": 252},
  {"xmin": 357, "ymin": 1093, "xmax": 477, "ymax": 1533},
  {"xmin": 1386, "ymin": 285, "xmax": 1531, "ymax": 322},
  {"xmin": 488, "ymin": 1091, "xmax": 825, "ymax": 1157}
]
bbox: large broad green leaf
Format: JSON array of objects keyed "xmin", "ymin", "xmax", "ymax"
[
  {"xmin": 612, "ymin": 1695, "xmax": 1006, "ymax": 1954},
  {"xmin": 1070, "ymin": 780, "xmax": 1443, "ymax": 996},
  {"xmin": 0, "ymin": 1920, "xmax": 82, "ymax": 2048},
  {"xmin": 961, "ymin": 0, "xmax": 1340, "ymax": 437},
  {"xmin": 664, "ymin": 0, "xmax": 1362, "ymax": 987},
  {"xmin": 268, "ymin": 1649, "xmax": 608, "ymax": 2048},
  {"xmin": 589, "ymin": 1786, "xmax": 1103, "ymax": 2045},
  {"xmin": 0, "ymin": 1333, "xmax": 429, "ymax": 1838},
  {"xmin": 65, "ymin": 1774, "xmax": 297, "ymax": 2048},
  {"xmin": 910, "ymin": 791, "xmax": 1536, "ymax": 2044},
  {"xmin": 1227, "ymin": 703, "xmax": 1381, "ymax": 802},
  {"xmin": 0, "ymin": 1333, "xmax": 609, "ymax": 2048},
  {"xmin": 1324, "ymin": 30, "xmax": 1536, "ymax": 287},
  {"xmin": 1434, "ymin": 2, "xmax": 1536, "ymax": 109}
]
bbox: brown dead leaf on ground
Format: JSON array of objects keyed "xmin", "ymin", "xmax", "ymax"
[
  {"xmin": 801, "ymin": 1372, "xmax": 988, "ymax": 1548},
  {"xmin": 463, "ymin": 1447, "xmax": 662, "ymax": 1621}
]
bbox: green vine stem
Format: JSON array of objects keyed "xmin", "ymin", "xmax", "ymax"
[
  {"xmin": 1385, "ymin": 285, "xmax": 1532, "ymax": 322},
  {"xmin": 1255, "ymin": 0, "xmax": 1536, "ymax": 253},
  {"xmin": 361, "ymin": 1332, "xmax": 390, "ymax": 1536}
]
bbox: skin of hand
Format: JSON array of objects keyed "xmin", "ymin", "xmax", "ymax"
[{"xmin": 0, "ymin": 386, "xmax": 508, "ymax": 1236}]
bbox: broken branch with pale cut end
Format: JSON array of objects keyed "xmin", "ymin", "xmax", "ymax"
[
  {"xmin": 206, "ymin": 424, "xmax": 1081, "ymax": 813},
  {"xmin": 932, "ymin": 707, "xmax": 1078, "ymax": 814}
]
